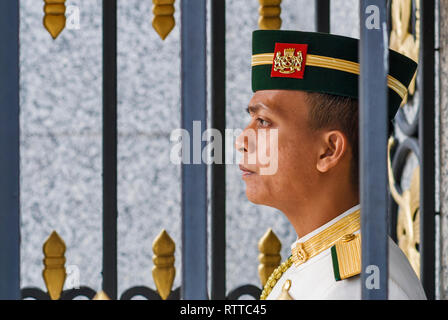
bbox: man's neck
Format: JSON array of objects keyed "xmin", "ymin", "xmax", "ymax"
[{"xmin": 280, "ymin": 190, "xmax": 359, "ymax": 239}]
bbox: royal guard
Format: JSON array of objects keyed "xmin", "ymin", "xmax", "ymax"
[{"xmin": 236, "ymin": 30, "xmax": 426, "ymax": 300}]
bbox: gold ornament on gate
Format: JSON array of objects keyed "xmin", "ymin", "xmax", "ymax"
[
  {"xmin": 152, "ymin": 229, "xmax": 176, "ymax": 300},
  {"xmin": 274, "ymin": 48, "xmax": 303, "ymax": 74},
  {"xmin": 152, "ymin": 0, "xmax": 175, "ymax": 40},
  {"xmin": 258, "ymin": 228, "xmax": 281, "ymax": 287},
  {"xmin": 93, "ymin": 290, "xmax": 111, "ymax": 300},
  {"xmin": 258, "ymin": 0, "xmax": 282, "ymax": 30},
  {"xmin": 387, "ymin": 138, "xmax": 420, "ymax": 277},
  {"xmin": 42, "ymin": 231, "xmax": 67, "ymax": 300},
  {"xmin": 43, "ymin": 0, "xmax": 67, "ymax": 39},
  {"xmin": 390, "ymin": 0, "xmax": 420, "ymax": 102}
]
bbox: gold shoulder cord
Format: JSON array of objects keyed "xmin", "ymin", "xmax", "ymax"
[
  {"xmin": 260, "ymin": 255, "xmax": 293, "ymax": 300},
  {"xmin": 259, "ymin": 209, "xmax": 361, "ymax": 300}
]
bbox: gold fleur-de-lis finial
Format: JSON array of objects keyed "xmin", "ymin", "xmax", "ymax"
[
  {"xmin": 258, "ymin": 0, "xmax": 282, "ymax": 30},
  {"xmin": 258, "ymin": 228, "xmax": 281, "ymax": 287},
  {"xmin": 152, "ymin": 0, "xmax": 175, "ymax": 40},
  {"xmin": 43, "ymin": 0, "xmax": 67, "ymax": 39},
  {"xmin": 42, "ymin": 231, "xmax": 67, "ymax": 300},
  {"xmin": 152, "ymin": 229, "xmax": 176, "ymax": 300}
]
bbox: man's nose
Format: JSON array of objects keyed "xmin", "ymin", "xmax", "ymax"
[
  {"xmin": 235, "ymin": 131, "xmax": 247, "ymax": 153},
  {"xmin": 235, "ymin": 128, "xmax": 255, "ymax": 154}
]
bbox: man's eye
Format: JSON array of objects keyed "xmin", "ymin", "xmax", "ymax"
[{"xmin": 256, "ymin": 118, "xmax": 271, "ymax": 127}]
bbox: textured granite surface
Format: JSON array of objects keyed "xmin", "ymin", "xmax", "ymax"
[
  {"xmin": 20, "ymin": 0, "xmax": 103, "ymax": 293},
  {"xmin": 439, "ymin": 0, "xmax": 448, "ymax": 300},
  {"xmin": 20, "ymin": 0, "xmax": 366, "ymax": 298}
]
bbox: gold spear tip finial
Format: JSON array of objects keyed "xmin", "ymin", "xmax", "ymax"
[
  {"xmin": 42, "ymin": 230, "xmax": 67, "ymax": 300},
  {"xmin": 43, "ymin": 0, "xmax": 67, "ymax": 39},
  {"xmin": 152, "ymin": 229, "xmax": 176, "ymax": 300},
  {"xmin": 93, "ymin": 291, "xmax": 111, "ymax": 300},
  {"xmin": 152, "ymin": 0, "xmax": 175, "ymax": 40},
  {"xmin": 258, "ymin": 228, "xmax": 281, "ymax": 253}
]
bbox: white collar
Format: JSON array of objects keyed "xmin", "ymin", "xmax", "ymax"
[{"xmin": 290, "ymin": 204, "xmax": 361, "ymax": 251}]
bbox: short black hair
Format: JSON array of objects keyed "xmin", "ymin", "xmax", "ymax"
[{"xmin": 305, "ymin": 92, "xmax": 359, "ymax": 189}]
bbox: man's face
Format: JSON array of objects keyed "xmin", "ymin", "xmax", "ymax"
[{"xmin": 236, "ymin": 89, "xmax": 321, "ymax": 209}]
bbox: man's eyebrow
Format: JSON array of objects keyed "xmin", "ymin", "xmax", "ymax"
[{"xmin": 246, "ymin": 103, "xmax": 270, "ymax": 114}]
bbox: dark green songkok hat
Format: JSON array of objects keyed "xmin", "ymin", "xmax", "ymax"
[{"xmin": 251, "ymin": 30, "xmax": 418, "ymax": 123}]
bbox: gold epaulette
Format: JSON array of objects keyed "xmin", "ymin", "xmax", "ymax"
[
  {"xmin": 331, "ymin": 233, "xmax": 362, "ymax": 281},
  {"xmin": 290, "ymin": 210, "xmax": 361, "ymax": 267},
  {"xmin": 261, "ymin": 210, "xmax": 361, "ymax": 299}
]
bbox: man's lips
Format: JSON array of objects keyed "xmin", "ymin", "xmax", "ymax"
[{"xmin": 239, "ymin": 164, "xmax": 256, "ymax": 177}]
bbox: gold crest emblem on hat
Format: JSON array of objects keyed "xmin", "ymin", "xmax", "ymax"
[{"xmin": 273, "ymin": 48, "xmax": 303, "ymax": 74}]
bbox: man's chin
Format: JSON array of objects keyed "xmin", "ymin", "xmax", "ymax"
[{"xmin": 245, "ymin": 189, "xmax": 269, "ymax": 206}]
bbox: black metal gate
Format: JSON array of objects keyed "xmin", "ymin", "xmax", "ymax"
[{"xmin": 0, "ymin": 0, "xmax": 436, "ymax": 300}]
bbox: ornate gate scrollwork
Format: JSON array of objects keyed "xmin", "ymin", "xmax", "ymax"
[
  {"xmin": 388, "ymin": 0, "xmax": 422, "ymax": 278},
  {"xmin": 388, "ymin": 138, "xmax": 421, "ymax": 277},
  {"xmin": 390, "ymin": 0, "xmax": 420, "ymax": 134}
]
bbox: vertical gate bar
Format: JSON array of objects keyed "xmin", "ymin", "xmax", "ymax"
[
  {"xmin": 359, "ymin": 0, "xmax": 389, "ymax": 299},
  {"xmin": 418, "ymin": 0, "xmax": 435, "ymax": 300},
  {"xmin": 0, "ymin": 0, "xmax": 20, "ymax": 300},
  {"xmin": 102, "ymin": 0, "xmax": 118, "ymax": 299},
  {"xmin": 181, "ymin": 0, "xmax": 208, "ymax": 299},
  {"xmin": 211, "ymin": 0, "xmax": 227, "ymax": 300},
  {"xmin": 315, "ymin": 0, "xmax": 330, "ymax": 33}
]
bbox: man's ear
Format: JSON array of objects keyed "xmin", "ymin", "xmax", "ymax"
[{"xmin": 316, "ymin": 130, "xmax": 348, "ymax": 173}]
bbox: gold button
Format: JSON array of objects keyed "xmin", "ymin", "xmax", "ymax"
[
  {"xmin": 341, "ymin": 233, "xmax": 356, "ymax": 242},
  {"xmin": 293, "ymin": 243, "xmax": 308, "ymax": 264}
]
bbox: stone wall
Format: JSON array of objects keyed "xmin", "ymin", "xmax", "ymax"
[
  {"xmin": 19, "ymin": 0, "xmax": 362, "ymax": 297},
  {"xmin": 439, "ymin": 0, "xmax": 448, "ymax": 300}
]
